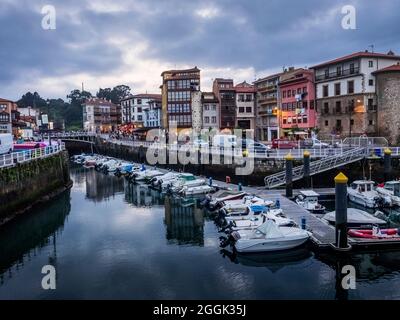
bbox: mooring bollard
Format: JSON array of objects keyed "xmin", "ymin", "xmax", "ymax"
[
  {"xmin": 275, "ymin": 199, "xmax": 280, "ymax": 209},
  {"xmin": 384, "ymin": 148, "xmax": 392, "ymax": 182},
  {"xmin": 208, "ymin": 177, "xmax": 213, "ymax": 187},
  {"xmin": 285, "ymin": 153, "xmax": 294, "ymax": 198},
  {"xmin": 303, "ymin": 150, "xmax": 311, "ymax": 188},
  {"xmin": 238, "ymin": 183, "xmax": 242, "ymax": 191},
  {"xmin": 334, "ymin": 172, "xmax": 349, "ymax": 250}
]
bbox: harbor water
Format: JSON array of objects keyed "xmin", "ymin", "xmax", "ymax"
[{"xmin": 1, "ymin": 167, "xmax": 400, "ymax": 299}]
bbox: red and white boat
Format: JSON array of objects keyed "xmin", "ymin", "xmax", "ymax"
[{"xmin": 348, "ymin": 226, "xmax": 400, "ymax": 239}]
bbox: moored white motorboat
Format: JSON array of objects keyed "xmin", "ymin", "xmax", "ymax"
[
  {"xmin": 133, "ymin": 169, "xmax": 164, "ymax": 182},
  {"xmin": 208, "ymin": 191, "xmax": 248, "ymax": 209},
  {"xmin": 322, "ymin": 208, "xmax": 387, "ymax": 227},
  {"xmin": 376, "ymin": 181, "xmax": 400, "ymax": 207},
  {"xmin": 220, "ymin": 195, "xmax": 274, "ymax": 213},
  {"xmin": 166, "ymin": 173, "xmax": 206, "ymax": 193},
  {"xmin": 295, "ymin": 190, "xmax": 326, "ymax": 214},
  {"xmin": 180, "ymin": 184, "xmax": 215, "ymax": 196},
  {"xmin": 151, "ymin": 172, "xmax": 180, "ymax": 187},
  {"xmin": 228, "ymin": 211, "xmax": 295, "ymax": 230},
  {"xmin": 347, "ymin": 180, "xmax": 390, "ymax": 208},
  {"xmin": 231, "ymin": 220, "xmax": 311, "ymax": 253}
]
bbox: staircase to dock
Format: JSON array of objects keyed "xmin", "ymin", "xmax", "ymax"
[{"xmin": 264, "ymin": 147, "xmax": 367, "ymax": 189}]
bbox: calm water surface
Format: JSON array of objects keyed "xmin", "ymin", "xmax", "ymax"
[{"xmin": 1, "ymin": 167, "xmax": 400, "ymax": 299}]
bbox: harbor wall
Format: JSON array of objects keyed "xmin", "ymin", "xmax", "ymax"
[
  {"xmin": 0, "ymin": 151, "xmax": 72, "ymax": 225},
  {"xmin": 69, "ymin": 139, "xmax": 400, "ymax": 187}
]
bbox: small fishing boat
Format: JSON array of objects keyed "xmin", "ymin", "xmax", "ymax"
[
  {"xmin": 151, "ymin": 172, "xmax": 179, "ymax": 188},
  {"xmin": 208, "ymin": 191, "xmax": 248, "ymax": 209},
  {"xmin": 348, "ymin": 226, "xmax": 400, "ymax": 239},
  {"xmin": 376, "ymin": 181, "xmax": 400, "ymax": 207},
  {"xmin": 295, "ymin": 190, "xmax": 326, "ymax": 214},
  {"xmin": 222, "ymin": 204, "xmax": 286, "ymax": 223},
  {"xmin": 322, "ymin": 208, "xmax": 387, "ymax": 227},
  {"xmin": 220, "ymin": 195, "xmax": 274, "ymax": 213},
  {"xmin": 166, "ymin": 173, "xmax": 206, "ymax": 193},
  {"xmin": 230, "ymin": 220, "xmax": 311, "ymax": 253},
  {"xmin": 348, "ymin": 180, "xmax": 391, "ymax": 208},
  {"xmin": 180, "ymin": 184, "xmax": 215, "ymax": 196},
  {"xmin": 133, "ymin": 169, "xmax": 164, "ymax": 182},
  {"xmin": 228, "ymin": 210, "xmax": 295, "ymax": 230}
]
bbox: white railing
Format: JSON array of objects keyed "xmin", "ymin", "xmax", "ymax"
[
  {"xmin": 264, "ymin": 147, "xmax": 367, "ymax": 189},
  {"xmin": 0, "ymin": 143, "xmax": 65, "ymax": 169}
]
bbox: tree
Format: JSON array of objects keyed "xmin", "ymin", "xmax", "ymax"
[
  {"xmin": 17, "ymin": 91, "xmax": 47, "ymax": 109},
  {"xmin": 65, "ymin": 89, "xmax": 93, "ymax": 129},
  {"xmin": 96, "ymin": 85, "xmax": 131, "ymax": 104}
]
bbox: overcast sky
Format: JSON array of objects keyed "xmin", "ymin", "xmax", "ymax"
[{"xmin": 1, "ymin": 0, "xmax": 399, "ymax": 100}]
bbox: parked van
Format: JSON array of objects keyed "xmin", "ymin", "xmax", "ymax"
[
  {"xmin": 212, "ymin": 134, "xmax": 237, "ymax": 148},
  {"xmin": 0, "ymin": 133, "xmax": 13, "ymax": 154}
]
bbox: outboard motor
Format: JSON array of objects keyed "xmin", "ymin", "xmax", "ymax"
[{"xmin": 219, "ymin": 231, "xmax": 241, "ymax": 248}]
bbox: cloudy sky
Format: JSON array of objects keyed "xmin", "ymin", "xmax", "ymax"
[{"xmin": 1, "ymin": 0, "xmax": 399, "ymax": 100}]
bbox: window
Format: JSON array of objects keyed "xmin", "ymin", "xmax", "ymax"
[
  {"xmin": 297, "ymin": 88, "xmax": 301, "ymax": 94},
  {"xmin": 246, "ymin": 94, "xmax": 252, "ymax": 101},
  {"xmin": 246, "ymin": 107, "xmax": 252, "ymax": 113},
  {"xmin": 292, "ymin": 90, "xmax": 296, "ymax": 96},
  {"xmin": 204, "ymin": 105, "xmax": 209, "ymax": 111},
  {"xmin": 335, "ymin": 101, "xmax": 342, "ymax": 113},
  {"xmin": 323, "ymin": 85, "xmax": 329, "ymax": 97},
  {"xmin": 310, "ymin": 100, "xmax": 315, "ymax": 110},
  {"xmin": 368, "ymin": 60, "xmax": 374, "ymax": 68},
  {"xmin": 137, "ymin": 107, "xmax": 142, "ymax": 113},
  {"xmin": 324, "ymin": 102, "xmax": 329, "ymax": 114},
  {"xmin": 325, "ymin": 120, "xmax": 329, "ymax": 126},
  {"xmin": 282, "ymin": 103, "xmax": 287, "ymax": 111},
  {"xmin": 283, "ymin": 118, "xmax": 287, "ymax": 124},
  {"xmin": 350, "ymin": 63, "xmax": 355, "ymax": 74},
  {"xmin": 335, "ymin": 83, "xmax": 341, "ymax": 96},
  {"xmin": 336, "ymin": 119, "xmax": 342, "ymax": 128},
  {"xmin": 239, "ymin": 107, "xmax": 245, "ymax": 113},
  {"xmin": 303, "ymin": 115, "xmax": 308, "ymax": 123},
  {"xmin": 288, "ymin": 90, "xmax": 292, "ymax": 97},
  {"xmin": 138, "ymin": 115, "xmax": 143, "ymax": 121},
  {"xmin": 369, "ymin": 120, "xmax": 373, "ymax": 125},
  {"xmin": 283, "ymin": 91, "xmax": 286, "ymax": 98},
  {"xmin": 347, "ymin": 80, "xmax": 354, "ymax": 94},
  {"xmin": 325, "ymin": 69, "xmax": 329, "ymax": 79},
  {"xmin": 337, "ymin": 66, "xmax": 342, "ymax": 76},
  {"xmin": 137, "ymin": 99, "xmax": 142, "ymax": 105},
  {"xmin": 350, "ymin": 119, "xmax": 354, "ymax": 125},
  {"xmin": 303, "ymin": 87, "xmax": 307, "ymax": 93},
  {"xmin": 369, "ymin": 79, "xmax": 374, "ymax": 86},
  {"xmin": 211, "ymin": 116, "xmax": 216, "ymax": 123},
  {"xmin": 239, "ymin": 94, "xmax": 244, "ymax": 102},
  {"xmin": 368, "ymin": 98, "xmax": 374, "ymax": 111},
  {"xmin": 204, "ymin": 116, "xmax": 209, "ymax": 123}
]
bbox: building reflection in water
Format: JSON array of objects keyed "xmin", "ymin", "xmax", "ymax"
[
  {"xmin": 124, "ymin": 183, "xmax": 165, "ymax": 207},
  {"xmin": 0, "ymin": 191, "xmax": 71, "ymax": 285},
  {"xmin": 164, "ymin": 196, "xmax": 205, "ymax": 246},
  {"xmin": 316, "ymin": 250, "xmax": 400, "ymax": 300},
  {"xmin": 84, "ymin": 169, "xmax": 125, "ymax": 202}
]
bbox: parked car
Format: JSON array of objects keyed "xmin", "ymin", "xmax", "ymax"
[
  {"xmin": 272, "ymin": 139, "xmax": 298, "ymax": 149},
  {"xmin": 301, "ymin": 138, "xmax": 329, "ymax": 148},
  {"xmin": 242, "ymin": 139, "xmax": 271, "ymax": 154},
  {"xmin": 213, "ymin": 134, "xmax": 237, "ymax": 148}
]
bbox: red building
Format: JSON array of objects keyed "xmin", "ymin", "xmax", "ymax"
[{"xmin": 279, "ymin": 69, "xmax": 316, "ymax": 136}]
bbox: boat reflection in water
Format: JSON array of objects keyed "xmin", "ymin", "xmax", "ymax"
[
  {"xmin": 0, "ymin": 191, "xmax": 71, "ymax": 285},
  {"xmin": 164, "ymin": 196, "xmax": 205, "ymax": 246},
  {"xmin": 82, "ymin": 168, "xmax": 125, "ymax": 202},
  {"xmin": 124, "ymin": 183, "xmax": 165, "ymax": 207},
  {"xmin": 220, "ymin": 247, "xmax": 312, "ymax": 273}
]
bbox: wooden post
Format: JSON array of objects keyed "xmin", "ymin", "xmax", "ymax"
[
  {"xmin": 303, "ymin": 150, "xmax": 311, "ymax": 188},
  {"xmin": 334, "ymin": 172, "xmax": 349, "ymax": 250},
  {"xmin": 285, "ymin": 153, "xmax": 294, "ymax": 198}
]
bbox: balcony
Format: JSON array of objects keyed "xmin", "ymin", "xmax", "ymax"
[
  {"xmin": 316, "ymin": 67, "xmax": 360, "ymax": 81},
  {"xmin": 258, "ymin": 109, "xmax": 277, "ymax": 116},
  {"xmin": 258, "ymin": 96, "xmax": 277, "ymax": 104}
]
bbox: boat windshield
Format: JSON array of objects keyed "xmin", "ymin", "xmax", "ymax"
[{"xmin": 255, "ymin": 220, "xmax": 284, "ymax": 239}]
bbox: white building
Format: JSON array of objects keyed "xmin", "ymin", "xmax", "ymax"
[
  {"xmin": 310, "ymin": 50, "xmax": 400, "ymax": 137},
  {"xmin": 121, "ymin": 94, "xmax": 162, "ymax": 126},
  {"xmin": 144, "ymin": 99, "xmax": 162, "ymax": 128},
  {"xmin": 201, "ymin": 92, "xmax": 219, "ymax": 130},
  {"xmin": 235, "ymin": 81, "xmax": 256, "ymax": 131}
]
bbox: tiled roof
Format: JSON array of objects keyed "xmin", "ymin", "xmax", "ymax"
[
  {"xmin": 310, "ymin": 51, "xmax": 400, "ymax": 69},
  {"xmin": 0, "ymin": 98, "xmax": 15, "ymax": 103},
  {"xmin": 84, "ymin": 98, "xmax": 116, "ymax": 106},
  {"xmin": 372, "ymin": 63, "xmax": 400, "ymax": 74}
]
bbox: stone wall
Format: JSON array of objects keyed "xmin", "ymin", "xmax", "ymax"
[
  {"xmin": 0, "ymin": 151, "xmax": 72, "ymax": 224},
  {"xmin": 376, "ymin": 71, "xmax": 400, "ymax": 145}
]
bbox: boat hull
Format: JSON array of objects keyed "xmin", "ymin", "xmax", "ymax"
[{"xmin": 235, "ymin": 236, "xmax": 309, "ymax": 253}]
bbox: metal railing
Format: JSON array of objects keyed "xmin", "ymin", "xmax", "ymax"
[
  {"xmin": 0, "ymin": 143, "xmax": 65, "ymax": 169},
  {"xmin": 264, "ymin": 147, "xmax": 367, "ymax": 189}
]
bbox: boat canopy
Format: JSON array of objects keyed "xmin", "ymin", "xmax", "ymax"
[{"xmin": 255, "ymin": 220, "xmax": 284, "ymax": 239}]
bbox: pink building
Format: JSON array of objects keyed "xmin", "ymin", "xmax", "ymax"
[{"xmin": 279, "ymin": 69, "xmax": 316, "ymax": 136}]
